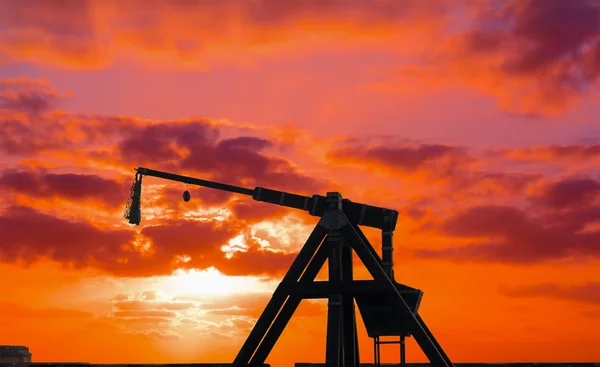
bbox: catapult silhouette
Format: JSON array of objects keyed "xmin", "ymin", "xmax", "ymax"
[{"xmin": 125, "ymin": 167, "xmax": 454, "ymax": 367}]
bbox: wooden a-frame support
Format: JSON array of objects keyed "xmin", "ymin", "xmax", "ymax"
[{"xmin": 232, "ymin": 192, "xmax": 454, "ymax": 367}]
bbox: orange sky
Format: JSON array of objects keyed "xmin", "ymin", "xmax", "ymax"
[{"xmin": 1, "ymin": 1, "xmax": 600, "ymax": 366}]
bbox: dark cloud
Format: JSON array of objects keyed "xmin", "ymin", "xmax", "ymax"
[
  {"xmin": 0, "ymin": 119, "xmax": 69, "ymax": 155},
  {"xmin": 325, "ymin": 140, "xmax": 546, "ymax": 200},
  {"xmin": 478, "ymin": 172, "xmax": 543, "ymax": 193},
  {"xmin": 415, "ymin": 202, "xmax": 600, "ymax": 264},
  {"xmin": 327, "ymin": 142, "xmax": 470, "ymax": 179},
  {"xmin": 115, "ymin": 120, "xmax": 323, "ymax": 195},
  {"xmin": 536, "ymin": 145, "xmax": 600, "ymax": 160},
  {"xmin": 218, "ymin": 243, "xmax": 297, "ymax": 278},
  {"xmin": 0, "ymin": 169, "xmax": 129, "ymax": 207},
  {"xmin": 537, "ymin": 178, "xmax": 600, "ymax": 209},
  {"xmin": 0, "ymin": 78, "xmax": 66, "ymax": 115},
  {"xmin": 178, "ymin": 136, "xmax": 322, "ymax": 193},
  {"xmin": 0, "ymin": 205, "xmax": 134, "ymax": 265},
  {"xmin": 0, "ymin": 77, "xmax": 323, "ymax": 279},
  {"xmin": 495, "ymin": 0, "xmax": 600, "ymax": 81},
  {"xmin": 0, "ymin": 80, "xmax": 324, "ymax": 204},
  {"xmin": 229, "ymin": 198, "xmax": 289, "ymax": 223},
  {"xmin": 501, "ymin": 282, "xmax": 600, "ymax": 305},
  {"xmin": 413, "ymin": 176, "xmax": 600, "ymax": 265},
  {"xmin": 178, "ymin": 136, "xmax": 270, "ymax": 178},
  {"xmin": 140, "ymin": 221, "xmax": 296, "ymax": 278},
  {"xmin": 0, "ymin": 89, "xmax": 60, "ymax": 115},
  {"xmin": 0, "ymin": 205, "xmax": 292, "ymax": 278},
  {"xmin": 0, "ymin": 79, "xmax": 73, "ymax": 155},
  {"xmin": 493, "ymin": 144, "xmax": 600, "ymax": 162},
  {"xmin": 1, "ymin": 0, "xmax": 95, "ymax": 37},
  {"xmin": 139, "ymin": 221, "xmax": 239, "ymax": 264},
  {"xmin": 402, "ymin": 206, "xmax": 428, "ymax": 220},
  {"xmin": 160, "ymin": 186, "xmax": 233, "ymax": 208},
  {"xmin": 445, "ymin": 0, "xmax": 600, "ymax": 112},
  {"xmin": 117, "ymin": 120, "xmax": 219, "ymax": 165},
  {"xmin": 449, "ymin": 171, "xmax": 544, "ymax": 197},
  {"xmin": 0, "ymin": 99, "xmax": 323, "ymax": 200},
  {"xmin": 0, "ymin": 0, "xmax": 458, "ymax": 69}
]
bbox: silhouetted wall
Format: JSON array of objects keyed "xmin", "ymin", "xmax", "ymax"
[
  {"xmin": 0, "ymin": 364, "xmax": 268, "ymax": 367},
  {"xmin": 295, "ymin": 364, "xmax": 600, "ymax": 367},
  {"xmin": 0, "ymin": 346, "xmax": 32, "ymax": 364},
  {"xmin": 0, "ymin": 345, "xmax": 272, "ymax": 367},
  {"xmin": 1, "ymin": 346, "xmax": 597, "ymax": 367}
]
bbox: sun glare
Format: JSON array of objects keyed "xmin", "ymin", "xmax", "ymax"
[
  {"xmin": 249, "ymin": 214, "xmax": 314, "ymax": 251},
  {"xmin": 161, "ymin": 267, "xmax": 272, "ymax": 296},
  {"xmin": 220, "ymin": 234, "xmax": 249, "ymax": 259},
  {"xmin": 181, "ymin": 206, "xmax": 233, "ymax": 221}
]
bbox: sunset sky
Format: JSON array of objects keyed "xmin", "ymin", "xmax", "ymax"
[{"xmin": 1, "ymin": 0, "xmax": 600, "ymax": 366}]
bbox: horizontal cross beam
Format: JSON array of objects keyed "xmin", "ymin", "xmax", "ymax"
[{"xmin": 280, "ymin": 280, "xmax": 422, "ymax": 299}]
